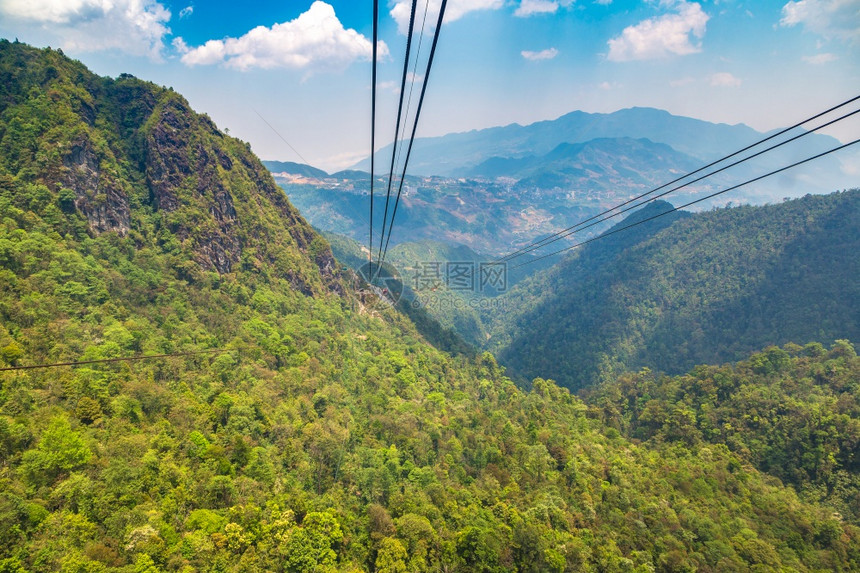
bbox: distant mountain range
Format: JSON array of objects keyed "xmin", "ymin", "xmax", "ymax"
[
  {"xmin": 262, "ymin": 160, "xmax": 328, "ymax": 179},
  {"xmin": 462, "ymin": 136, "xmax": 702, "ymax": 194},
  {"xmin": 267, "ymin": 107, "xmax": 851, "ymax": 257},
  {"xmin": 353, "ymin": 107, "xmax": 842, "ymax": 181}
]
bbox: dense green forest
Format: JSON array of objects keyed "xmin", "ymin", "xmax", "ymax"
[
  {"xmin": 1, "ymin": 41, "xmax": 859, "ymax": 572},
  {"xmin": 588, "ymin": 342, "xmax": 860, "ymax": 524},
  {"xmin": 487, "ymin": 191, "xmax": 860, "ymax": 391}
]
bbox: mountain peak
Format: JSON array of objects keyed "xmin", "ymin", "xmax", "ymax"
[{"xmin": 0, "ymin": 40, "xmax": 339, "ymax": 293}]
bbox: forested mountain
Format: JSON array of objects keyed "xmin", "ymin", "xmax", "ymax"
[
  {"xmin": 588, "ymin": 341, "xmax": 860, "ymax": 525},
  {"xmin": 0, "ymin": 41, "xmax": 337, "ymax": 293},
  {"xmin": 487, "ymin": 191, "xmax": 860, "ymax": 391},
  {"xmin": 1, "ymin": 41, "xmax": 859, "ymax": 572}
]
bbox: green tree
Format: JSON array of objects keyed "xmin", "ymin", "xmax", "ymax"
[
  {"xmin": 375, "ymin": 537, "xmax": 408, "ymax": 573},
  {"xmin": 283, "ymin": 510, "xmax": 343, "ymax": 572},
  {"xmin": 21, "ymin": 417, "xmax": 92, "ymax": 486}
]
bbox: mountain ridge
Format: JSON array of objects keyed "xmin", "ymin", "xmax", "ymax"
[
  {"xmin": 351, "ymin": 106, "xmax": 842, "ymax": 182},
  {"xmin": 487, "ymin": 190, "xmax": 860, "ymax": 390},
  {"xmin": 461, "ymin": 137, "xmax": 702, "ymax": 194},
  {"xmin": 261, "ymin": 160, "xmax": 329, "ymax": 179}
]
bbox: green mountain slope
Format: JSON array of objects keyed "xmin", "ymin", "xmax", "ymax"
[
  {"xmin": 588, "ymin": 341, "xmax": 860, "ymax": 524},
  {"xmin": 488, "ymin": 191, "xmax": 860, "ymax": 391},
  {"xmin": 1, "ymin": 41, "xmax": 858, "ymax": 572},
  {"xmin": 0, "ymin": 41, "xmax": 338, "ymax": 294}
]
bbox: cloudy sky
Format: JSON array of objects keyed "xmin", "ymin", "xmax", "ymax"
[{"xmin": 0, "ymin": 0, "xmax": 858, "ymax": 172}]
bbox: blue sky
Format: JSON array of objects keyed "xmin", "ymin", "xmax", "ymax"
[{"xmin": 0, "ymin": 0, "xmax": 857, "ymax": 172}]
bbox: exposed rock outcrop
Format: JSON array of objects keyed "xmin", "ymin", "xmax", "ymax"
[
  {"xmin": 143, "ymin": 98, "xmax": 242, "ymax": 274},
  {"xmin": 61, "ymin": 140, "xmax": 130, "ymax": 235}
]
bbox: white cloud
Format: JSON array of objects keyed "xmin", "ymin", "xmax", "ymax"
[
  {"xmin": 377, "ymin": 73, "xmax": 424, "ymax": 94},
  {"xmin": 378, "ymin": 80, "xmax": 399, "ymax": 93},
  {"xmin": 781, "ymin": 0, "xmax": 860, "ymax": 43},
  {"xmin": 607, "ymin": 1, "xmax": 709, "ymax": 61},
  {"xmin": 515, "ymin": 0, "xmax": 559, "ymax": 17},
  {"xmin": 0, "ymin": 0, "xmax": 171, "ymax": 59},
  {"xmin": 1, "ymin": 0, "xmax": 116, "ymax": 24},
  {"xmin": 709, "ymin": 72, "xmax": 741, "ymax": 86},
  {"xmin": 390, "ymin": 0, "xmax": 504, "ymax": 35},
  {"xmin": 521, "ymin": 47, "xmax": 559, "ymax": 60},
  {"xmin": 670, "ymin": 76, "xmax": 696, "ymax": 87},
  {"xmin": 802, "ymin": 52, "xmax": 838, "ymax": 63},
  {"xmin": 172, "ymin": 36, "xmax": 189, "ymax": 54},
  {"xmin": 181, "ymin": 1, "xmax": 386, "ymax": 71},
  {"xmin": 321, "ymin": 150, "xmax": 373, "ymax": 172},
  {"xmin": 179, "ymin": 5, "xmax": 193, "ymax": 19}
]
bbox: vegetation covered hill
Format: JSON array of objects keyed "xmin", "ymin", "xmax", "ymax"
[
  {"xmin": 1, "ymin": 41, "xmax": 859, "ymax": 572},
  {"xmin": 488, "ymin": 191, "xmax": 860, "ymax": 391},
  {"xmin": 588, "ymin": 341, "xmax": 860, "ymax": 525},
  {"xmin": 0, "ymin": 40, "xmax": 338, "ymax": 293}
]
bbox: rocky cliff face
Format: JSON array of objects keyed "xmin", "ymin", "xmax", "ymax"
[
  {"xmin": 0, "ymin": 41, "xmax": 339, "ymax": 294},
  {"xmin": 61, "ymin": 139, "xmax": 131, "ymax": 235},
  {"xmin": 144, "ymin": 97, "xmax": 242, "ymax": 274}
]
